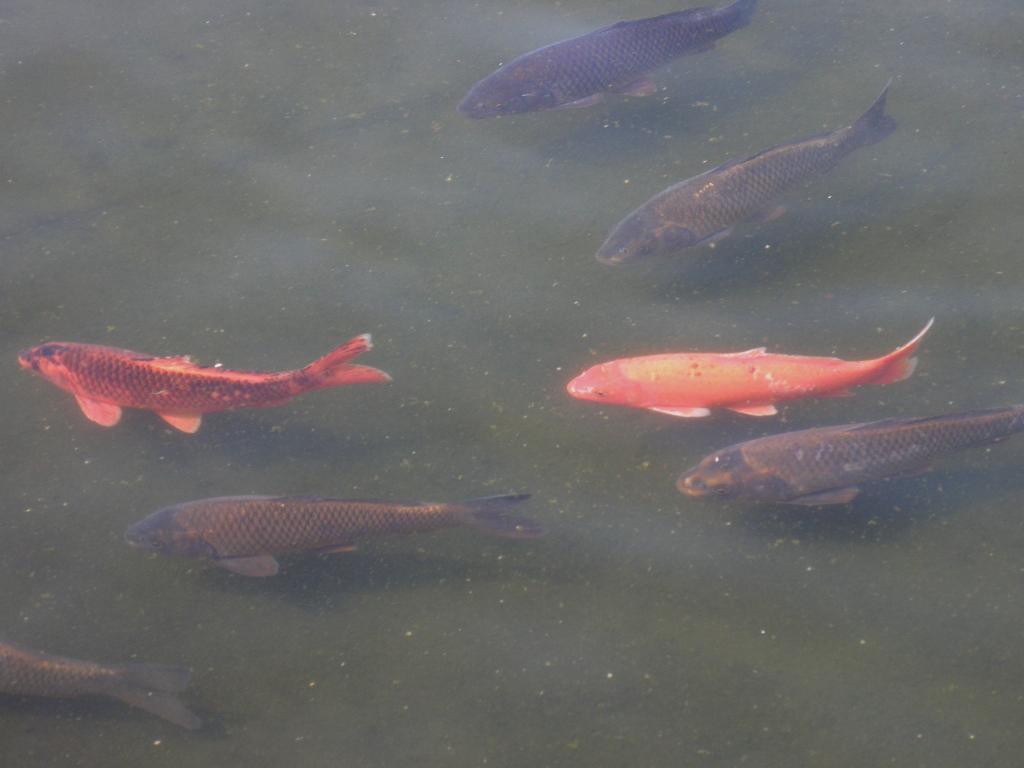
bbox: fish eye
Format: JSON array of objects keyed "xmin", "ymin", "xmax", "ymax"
[{"xmin": 40, "ymin": 346, "xmax": 56, "ymax": 357}]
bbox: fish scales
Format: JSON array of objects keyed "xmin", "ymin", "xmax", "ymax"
[
  {"xmin": 175, "ymin": 498, "xmax": 461, "ymax": 557},
  {"xmin": 59, "ymin": 345, "xmax": 295, "ymax": 411},
  {"xmin": 748, "ymin": 407, "xmax": 1024, "ymax": 493},
  {"xmin": 0, "ymin": 643, "xmax": 120, "ymax": 698}
]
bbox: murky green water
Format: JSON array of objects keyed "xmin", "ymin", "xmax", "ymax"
[{"xmin": 2, "ymin": 0, "xmax": 1023, "ymax": 765}]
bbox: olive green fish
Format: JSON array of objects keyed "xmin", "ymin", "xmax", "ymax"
[
  {"xmin": 459, "ymin": 0, "xmax": 757, "ymax": 118},
  {"xmin": 597, "ymin": 80, "xmax": 897, "ymax": 264},
  {"xmin": 678, "ymin": 405, "xmax": 1024, "ymax": 505},
  {"xmin": 125, "ymin": 494, "xmax": 541, "ymax": 577},
  {"xmin": 0, "ymin": 640, "xmax": 200, "ymax": 729}
]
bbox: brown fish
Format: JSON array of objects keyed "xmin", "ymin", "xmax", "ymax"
[
  {"xmin": 597, "ymin": 80, "xmax": 896, "ymax": 264},
  {"xmin": 678, "ymin": 405, "xmax": 1024, "ymax": 505},
  {"xmin": 125, "ymin": 494, "xmax": 541, "ymax": 577},
  {"xmin": 18, "ymin": 334, "xmax": 390, "ymax": 433},
  {"xmin": 459, "ymin": 0, "xmax": 757, "ymax": 117},
  {"xmin": 0, "ymin": 640, "xmax": 200, "ymax": 729}
]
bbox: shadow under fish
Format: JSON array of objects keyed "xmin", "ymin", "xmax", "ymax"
[
  {"xmin": 459, "ymin": 0, "xmax": 757, "ymax": 118},
  {"xmin": 678, "ymin": 405, "xmax": 1024, "ymax": 506},
  {"xmin": 597, "ymin": 79, "xmax": 897, "ymax": 265},
  {"xmin": 0, "ymin": 640, "xmax": 201, "ymax": 730},
  {"xmin": 126, "ymin": 494, "xmax": 542, "ymax": 577}
]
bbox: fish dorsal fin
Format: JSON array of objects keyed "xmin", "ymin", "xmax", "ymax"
[
  {"xmin": 74, "ymin": 395, "xmax": 123, "ymax": 427},
  {"xmin": 216, "ymin": 555, "xmax": 279, "ymax": 577},
  {"xmin": 721, "ymin": 347, "xmax": 767, "ymax": 357},
  {"xmin": 157, "ymin": 411, "xmax": 203, "ymax": 433},
  {"xmin": 147, "ymin": 356, "xmax": 201, "ymax": 371}
]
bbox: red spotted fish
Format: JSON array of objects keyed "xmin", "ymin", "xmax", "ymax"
[
  {"xmin": 0, "ymin": 640, "xmax": 200, "ymax": 729},
  {"xmin": 678, "ymin": 406, "xmax": 1024, "ymax": 505},
  {"xmin": 459, "ymin": 0, "xmax": 757, "ymax": 117},
  {"xmin": 18, "ymin": 334, "xmax": 390, "ymax": 433},
  {"xmin": 597, "ymin": 80, "xmax": 897, "ymax": 264},
  {"xmin": 125, "ymin": 494, "xmax": 542, "ymax": 577}
]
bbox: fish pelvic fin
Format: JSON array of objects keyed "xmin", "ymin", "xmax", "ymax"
[
  {"xmin": 457, "ymin": 494, "xmax": 543, "ymax": 539},
  {"xmin": 866, "ymin": 317, "xmax": 934, "ymax": 386},
  {"xmin": 847, "ymin": 78, "xmax": 897, "ymax": 150},
  {"xmin": 109, "ymin": 662, "xmax": 201, "ymax": 730},
  {"xmin": 298, "ymin": 334, "xmax": 392, "ymax": 391}
]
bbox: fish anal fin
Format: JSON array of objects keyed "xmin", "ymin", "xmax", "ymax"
[
  {"xmin": 649, "ymin": 406, "xmax": 711, "ymax": 418},
  {"xmin": 317, "ymin": 544, "xmax": 357, "ymax": 555},
  {"xmin": 748, "ymin": 204, "xmax": 787, "ymax": 224},
  {"xmin": 74, "ymin": 395, "xmax": 123, "ymax": 427},
  {"xmin": 554, "ymin": 94, "xmax": 604, "ymax": 110},
  {"xmin": 157, "ymin": 411, "xmax": 203, "ymax": 434},
  {"xmin": 216, "ymin": 555, "xmax": 279, "ymax": 577},
  {"xmin": 788, "ymin": 487, "xmax": 860, "ymax": 506},
  {"xmin": 822, "ymin": 389, "xmax": 855, "ymax": 398},
  {"xmin": 612, "ymin": 76, "xmax": 657, "ymax": 97},
  {"xmin": 729, "ymin": 404, "xmax": 778, "ymax": 417}
]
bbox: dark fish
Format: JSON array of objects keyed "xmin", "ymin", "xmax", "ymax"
[
  {"xmin": 597, "ymin": 80, "xmax": 897, "ymax": 264},
  {"xmin": 458, "ymin": 0, "xmax": 757, "ymax": 118},
  {"xmin": 0, "ymin": 640, "xmax": 201, "ymax": 729},
  {"xmin": 125, "ymin": 494, "xmax": 542, "ymax": 577},
  {"xmin": 678, "ymin": 405, "xmax": 1024, "ymax": 505}
]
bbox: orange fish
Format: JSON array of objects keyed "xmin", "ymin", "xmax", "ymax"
[
  {"xmin": 18, "ymin": 334, "xmax": 390, "ymax": 433},
  {"xmin": 566, "ymin": 319, "xmax": 933, "ymax": 418}
]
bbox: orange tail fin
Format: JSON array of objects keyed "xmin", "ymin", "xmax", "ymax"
[
  {"xmin": 866, "ymin": 318, "xmax": 934, "ymax": 386},
  {"xmin": 299, "ymin": 334, "xmax": 392, "ymax": 390}
]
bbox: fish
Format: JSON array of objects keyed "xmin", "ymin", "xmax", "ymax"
[
  {"xmin": 596, "ymin": 79, "xmax": 897, "ymax": 264},
  {"xmin": 125, "ymin": 494, "xmax": 542, "ymax": 577},
  {"xmin": 677, "ymin": 405, "xmax": 1024, "ymax": 505},
  {"xmin": 566, "ymin": 319, "xmax": 932, "ymax": 419},
  {"xmin": 18, "ymin": 334, "xmax": 390, "ymax": 433},
  {"xmin": 0, "ymin": 639, "xmax": 201, "ymax": 729},
  {"xmin": 458, "ymin": 0, "xmax": 757, "ymax": 118}
]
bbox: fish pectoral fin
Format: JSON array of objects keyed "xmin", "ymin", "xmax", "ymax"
[
  {"xmin": 728, "ymin": 404, "xmax": 778, "ymax": 417},
  {"xmin": 612, "ymin": 76, "xmax": 657, "ymax": 97},
  {"xmin": 317, "ymin": 544, "xmax": 357, "ymax": 555},
  {"xmin": 157, "ymin": 411, "xmax": 203, "ymax": 434},
  {"xmin": 74, "ymin": 395, "xmax": 123, "ymax": 427},
  {"xmin": 553, "ymin": 93, "xmax": 604, "ymax": 110},
  {"xmin": 216, "ymin": 555, "xmax": 279, "ymax": 577},
  {"xmin": 648, "ymin": 406, "xmax": 712, "ymax": 418},
  {"xmin": 822, "ymin": 389, "xmax": 854, "ymax": 398},
  {"xmin": 695, "ymin": 227, "xmax": 733, "ymax": 247},
  {"xmin": 747, "ymin": 204, "xmax": 787, "ymax": 224},
  {"xmin": 788, "ymin": 487, "xmax": 860, "ymax": 506}
]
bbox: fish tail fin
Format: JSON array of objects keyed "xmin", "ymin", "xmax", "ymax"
[
  {"xmin": 110, "ymin": 663, "xmax": 202, "ymax": 730},
  {"xmin": 867, "ymin": 317, "xmax": 934, "ymax": 385},
  {"xmin": 847, "ymin": 78, "xmax": 897, "ymax": 150},
  {"xmin": 298, "ymin": 334, "xmax": 392, "ymax": 390},
  {"xmin": 457, "ymin": 494, "xmax": 543, "ymax": 539}
]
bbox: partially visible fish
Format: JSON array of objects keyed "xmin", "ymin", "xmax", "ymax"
[
  {"xmin": 597, "ymin": 80, "xmax": 897, "ymax": 264},
  {"xmin": 18, "ymin": 334, "xmax": 390, "ymax": 433},
  {"xmin": 0, "ymin": 640, "xmax": 200, "ymax": 729},
  {"xmin": 459, "ymin": 0, "xmax": 757, "ymax": 118},
  {"xmin": 567, "ymin": 319, "xmax": 932, "ymax": 419},
  {"xmin": 678, "ymin": 405, "xmax": 1024, "ymax": 505},
  {"xmin": 125, "ymin": 494, "xmax": 542, "ymax": 577}
]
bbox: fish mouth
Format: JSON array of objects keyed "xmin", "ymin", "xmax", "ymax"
[
  {"xmin": 17, "ymin": 350, "xmax": 33, "ymax": 369},
  {"xmin": 457, "ymin": 95, "xmax": 493, "ymax": 119},
  {"xmin": 594, "ymin": 246, "xmax": 626, "ymax": 266},
  {"xmin": 123, "ymin": 525, "xmax": 148, "ymax": 549},
  {"xmin": 676, "ymin": 471, "xmax": 709, "ymax": 497}
]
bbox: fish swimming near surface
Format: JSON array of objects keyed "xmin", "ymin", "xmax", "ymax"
[
  {"xmin": 18, "ymin": 334, "xmax": 390, "ymax": 433},
  {"xmin": 678, "ymin": 405, "xmax": 1024, "ymax": 505},
  {"xmin": 458, "ymin": 0, "xmax": 757, "ymax": 118},
  {"xmin": 0, "ymin": 640, "xmax": 201, "ymax": 729},
  {"xmin": 566, "ymin": 319, "xmax": 932, "ymax": 419},
  {"xmin": 125, "ymin": 494, "xmax": 542, "ymax": 577},
  {"xmin": 597, "ymin": 79, "xmax": 897, "ymax": 264}
]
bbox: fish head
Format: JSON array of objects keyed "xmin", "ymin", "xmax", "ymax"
[
  {"xmin": 125, "ymin": 506, "xmax": 216, "ymax": 560},
  {"xmin": 18, "ymin": 343, "xmax": 74, "ymax": 389},
  {"xmin": 596, "ymin": 213, "xmax": 698, "ymax": 266},
  {"xmin": 565, "ymin": 361, "xmax": 641, "ymax": 406},
  {"xmin": 678, "ymin": 446, "xmax": 791, "ymax": 502},
  {"xmin": 458, "ymin": 65, "xmax": 558, "ymax": 118}
]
